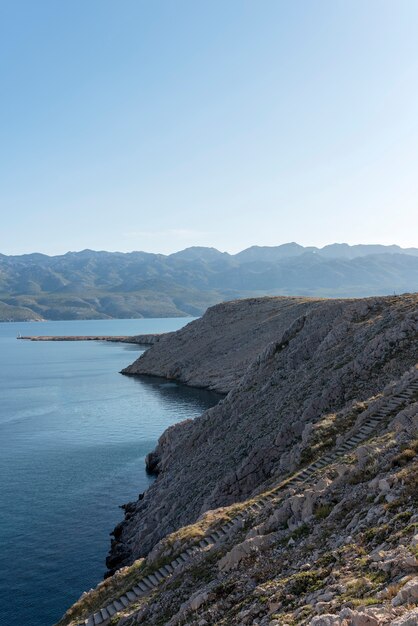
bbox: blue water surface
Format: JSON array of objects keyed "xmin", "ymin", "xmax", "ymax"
[{"xmin": 0, "ymin": 319, "xmax": 220, "ymax": 626}]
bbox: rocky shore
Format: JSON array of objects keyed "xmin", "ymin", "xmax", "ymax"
[{"xmin": 57, "ymin": 294, "xmax": 418, "ymax": 626}]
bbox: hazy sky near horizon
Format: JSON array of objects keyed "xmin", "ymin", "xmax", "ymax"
[{"xmin": 1, "ymin": 0, "xmax": 418, "ymax": 255}]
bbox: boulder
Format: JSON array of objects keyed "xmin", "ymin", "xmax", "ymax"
[
  {"xmin": 309, "ymin": 615, "xmax": 340, "ymax": 626},
  {"xmin": 392, "ymin": 608, "xmax": 418, "ymax": 626},
  {"xmin": 392, "ymin": 577, "xmax": 418, "ymax": 607},
  {"xmin": 218, "ymin": 534, "xmax": 273, "ymax": 571}
]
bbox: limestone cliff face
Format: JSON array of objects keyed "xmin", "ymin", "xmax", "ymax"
[
  {"xmin": 109, "ymin": 295, "xmax": 418, "ymax": 574},
  {"xmin": 122, "ymin": 297, "xmax": 323, "ymax": 393}
]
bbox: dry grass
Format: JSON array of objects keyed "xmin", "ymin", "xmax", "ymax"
[{"xmin": 56, "ymin": 558, "xmax": 146, "ymax": 626}]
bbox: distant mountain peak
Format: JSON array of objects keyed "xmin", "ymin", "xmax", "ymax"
[{"xmin": 169, "ymin": 246, "xmax": 227, "ymax": 260}]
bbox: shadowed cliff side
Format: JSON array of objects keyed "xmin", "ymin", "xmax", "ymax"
[{"xmin": 109, "ymin": 295, "xmax": 418, "ymax": 575}]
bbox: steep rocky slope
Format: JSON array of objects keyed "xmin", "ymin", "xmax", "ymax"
[
  {"xmin": 57, "ymin": 294, "xmax": 418, "ymax": 626},
  {"xmin": 122, "ymin": 297, "xmax": 325, "ymax": 393},
  {"xmin": 110, "ymin": 295, "xmax": 418, "ymax": 572}
]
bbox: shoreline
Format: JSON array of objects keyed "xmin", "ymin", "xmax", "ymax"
[{"xmin": 16, "ymin": 333, "xmax": 168, "ymax": 345}]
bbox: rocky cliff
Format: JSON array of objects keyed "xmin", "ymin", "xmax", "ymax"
[
  {"xmin": 122, "ymin": 297, "xmax": 325, "ymax": 393},
  {"xmin": 58, "ymin": 294, "xmax": 418, "ymax": 626},
  {"xmin": 110, "ymin": 295, "xmax": 418, "ymax": 570}
]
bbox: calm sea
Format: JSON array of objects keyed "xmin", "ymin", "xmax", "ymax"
[{"xmin": 0, "ymin": 319, "xmax": 220, "ymax": 626}]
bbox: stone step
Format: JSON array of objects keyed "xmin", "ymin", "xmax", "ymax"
[
  {"xmin": 119, "ymin": 595, "xmax": 130, "ymax": 607},
  {"xmin": 86, "ymin": 617, "xmax": 95, "ymax": 626},
  {"xmin": 156, "ymin": 567, "xmax": 169, "ymax": 578},
  {"xmin": 164, "ymin": 563, "xmax": 174, "ymax": 573},
  {"xmin": 101, "ymin": 607, "xmax": 110, "ymax": 620},
  {"xmin": 132, "ymin": 585, "xmax": 144, "ymax": 596},
  {"xmin": 136, "ymin": 580, "xmax": 149, "ymax": 592},
  {"xmin": 106, "ymin": 604, "xmax": 116, "ymax": 617},
  {"xmin": 150, "ymin": 573, "xmax": 161, "ymax": 585},
  {"xmin": 153, "ymin": 571, "xmax": 165, "ymax": 582},
  {"xmin": 126, "ymin": 590, "xmax": 137, "ymax": 602},
  {"xmin": 112, "ymin": 600, "xmax": 124, "ymax": 611},
  {"xmin": 142, "ymin": 577, "xmax": 155, "ymax": 589},
  {"xmin": 93, "ymin": 611, "xmax": 103, "ymax": 624}
]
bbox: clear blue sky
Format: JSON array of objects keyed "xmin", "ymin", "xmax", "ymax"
[{"xmin": 1, "ymin": 0, "xmax": 417, "ymax": 255}]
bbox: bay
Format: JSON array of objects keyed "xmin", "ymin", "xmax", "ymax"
[{"xmin": 0, "ymin": 319, "xmax": 220, "ymax": 626}]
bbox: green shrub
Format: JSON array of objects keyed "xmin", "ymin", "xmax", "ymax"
[
  {"xmin": 290, "ymin": 523, "xmax": 310, "ymax": 540},
  {"xmin": 315, "ymin": 504, "xmax": 333, "ymax": 520},
  {"xmin": 287, "ymin": 569, "xmax": 327, "ymax": 595}
]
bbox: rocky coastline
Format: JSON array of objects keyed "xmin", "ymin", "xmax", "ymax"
[
  {"xmin": 109, "ymin": 295, "xmax": 418, "ymax": 571},
  {"xmin": 57, "ymin": 294, "xmax": 418, "ymax": 626}
]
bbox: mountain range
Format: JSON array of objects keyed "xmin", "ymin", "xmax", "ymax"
[{"xmin": 1, "ymin": 242, "xmax": 417, "ymax": 321}]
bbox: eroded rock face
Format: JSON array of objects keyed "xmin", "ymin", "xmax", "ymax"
[
  {"xmin": 122, "ymin": 296, "xmax": 324, "ymax": 393},
  {"xmin": 392, "ymin": 577, "xmax": 418, "ymax": 606},
  {"xmin": 392, "ymin": 608, "xmax": 418, "ymax": 626},
  {"xmin": 108, "ymin": 294, "xmax": 418, "ymax": 573}
]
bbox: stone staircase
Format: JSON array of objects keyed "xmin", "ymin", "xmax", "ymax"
[{"xmin": 76, "ymin": 378, "xmax": 418, "ymax": 626}]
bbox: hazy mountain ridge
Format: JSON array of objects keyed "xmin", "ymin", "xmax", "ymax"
[{"xmin": 0, "ymin": 243, "xmax": 417, "ymax": 320}]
